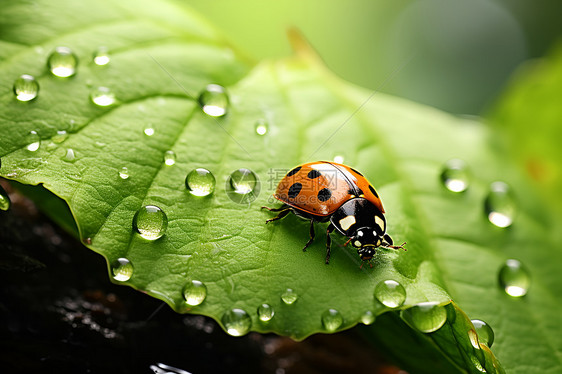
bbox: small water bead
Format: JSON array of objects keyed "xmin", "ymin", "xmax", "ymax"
[
  {"xmin": 257, "ymin": 304, "xmax": 275, "ymax": 322},
  {"xmin": 182, "ymin": 280, "xmax": 207, "ymax": 306},
  {"xmin": 222, "ymin": 308, "xmax": 252, "ymax": 336},
  {"xmin": 321, "ymin": 309, "xmax": 343, "ymax": 332},
  {"xmin": 229, "ymin": 168, "xmax": 257, "ymax": 195},
  {"xmin": 498, "ymin": 259, "xmax": 530, "ymax": 297},
  {"xmin": 333, "ymin": 155, "xmax": 345, "ymax": 164},
  {"xmin": 90, "ymin": 86, "xmax": 116, "ymax": 107},
  {"xmin": 441, "ymin": 159, "xmax": 470, "ymax": 192},
  {"xmin": 471, "ymin": 319, "xmax": 495, "ymax": 347},
  {"xmin": 13, "ymin": 74, "xmax": 39, "ymax": 101},
  {"xmin": 52, "ymin": 130, "xmax": 68, "ymax": 144},
  {"xmin": 485, "ymin": 181, "xmax": 516, "ymax": 228},
  {"xmin": 47, "ymin": 46, "xmax": 78, "ymax": 77},
  {"xmin": 133, "ymin": 205, "xmax": 168, "ymax": 240},
  {"xmin": 185, "ymin": 168, "xmax": 215, "ymax": 197},
  {"xmin": 119, "ymin": 167, "xmax": 129, "ymax": 179},
  {"xmin": 164, "ymin": 150, "xmax": 176, "ymax": 166},
  {"xmin": 361, "ymin": 310, "xmax": 375, "ymax": 325},
  {"xmin": 144, "ymin": 127, "xmax": 155, "ymax": 136},
  {"xmin": 0, "ymin": 184, "xmax": 11, "ymax": 211},
  {"xmin": 111, "ymin": 258, "xmax": 133, "ymax": 282},
  {"xmin": 281, "ymin": 288, "xmax": 298, "ymax": 305},
  {"xmin": 93, "ymin": 46, "xmax": 110, "ymax": 66},
  {"xmin": 400, "ymin": 302, "xmax": 447, "ymax": 333},
  {"xmin": 25, "ymin": 131, "xmax": 40, "ymax": 152},
  {"xmin": 62, "ymin": 148, "xmax": 76, "ymax": 162},
  {"xmin": 374, "ymin": 280, "xmax": 406, "ymax": 308},
  {"xmin": 255, "ymin": 120, "xmax": 268, "ymax": 135},
  {"xmin": 199, "ymin": 84, "xmax": 229, "ymax": 117}
]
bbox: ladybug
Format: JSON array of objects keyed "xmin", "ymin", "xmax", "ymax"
[{"xmin": 263, "ymin": 161, "xmax": 405, "ymax": 265}]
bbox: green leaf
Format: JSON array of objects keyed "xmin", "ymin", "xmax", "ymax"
[{"xmin": 2, "ymin": 1, "xmax": 561, "ymax": 373}]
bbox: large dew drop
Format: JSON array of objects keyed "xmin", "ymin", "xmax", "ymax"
[
  {"xmin": 185, "ymin": 168, "xmax": 215, "ymax": 197},
  {"xmin": 198, "ymin": 84, "xmax": 228, "ymax": 117},
  {"xmin": 281, "ymin": 288, "xmax": 298, "ymax": 305},
  {"xmin": 222, "ymin": 308, "xmax": 252, "ymax": 336},
  {"xmin": 440, "ymin": 159, "xmax": 470, "ymax": 193},
  {"xmin": 485, "ymin": 181, "xmax": 516, "ymax": 228},
  {"xmin": 111, "ymin": 258, "xmax": 133, "ymax": 282},
  {"xmin": 229, "ymin": 168, "xmax": 257, "ymax": 195},
  {"xmin": 48, "ymin": 46, "xmax": 78, "ymax": 78},
  {"xmin": 498, "ymin": 259, "xmax": 530, "ymax": 297},
  {"xmin": 400, "ymin": 302, "xmax": 447, "ymax": 333},
  {"xmin": 90, "ymin": 87, "xmax": 116, "ymax": 107},
  {"xmin": 374, "ymin": 280, "xmax": 406, "ymax": 308},
  {"xmin": 13, "ymin": 74, "xmax": 39, "ymax": 102},
  {"xmin": 471, "ymin": 319, "xmax": 495, "ymax": 347},
  {"xmin": 257, "ymin": 304, "xmax": 275, "ymax": 322},
  {"xmin": 321, "ymin": 309, "xmax": 343, "ymax": 332},
  {"xmin": 182, "ymin": 280, "xmax": 207, "ymax": 306},
  {"xmin": 132, "ymin": 205, "xmax": 168, "ymax": 240}
]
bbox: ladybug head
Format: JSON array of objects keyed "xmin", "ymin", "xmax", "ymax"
[{"xmin": 351, "ymin": 228, "xmax": 383, "ymax": 261}]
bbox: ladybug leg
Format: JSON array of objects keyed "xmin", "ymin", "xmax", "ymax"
[
  {"xmin": 302, "ymin": 220, "xmax": 316, "ymax": 252},
  {"xmin": 383, "ymin": 233, "xmax": 407, "ymax": 251},
  {"xmin": 325, "ymin": 223, "xmax": 335, "ymax": 264},
  {"xmin": 261, "ymin": 205, "xmax": 288, "ymax": 212},
  {"xmin": 264, "ymin": 208, "xmax": 292, "ymax": 223}
]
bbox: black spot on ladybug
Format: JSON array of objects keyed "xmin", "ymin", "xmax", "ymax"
[
  {"xmin": 368, "ymin": 185, "xmax": 379, "ymax": 198},
  {"xmin": 317, "ymin": 188, "xmax": 332, "ymax": 202},
  {"xmin": 350, "ymin": 167, "xmax": 363, "ymax": 176},
  {"xmin": 286, "ymin": 166, "xmax": 301, "ymax": 177},
  {"xmin": 307, "ymin": 169, "xmax": 321, "ymax": 179},
  {"xmin": 288, "ymin": 183, "xmax": 302, "ymax": 199}
]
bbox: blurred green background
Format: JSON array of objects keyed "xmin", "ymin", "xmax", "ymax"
[{"xmin": 189, "ymin": 0, "xmax": 562, "ymax": 115}]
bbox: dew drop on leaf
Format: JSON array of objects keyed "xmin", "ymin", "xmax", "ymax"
[
  {"xmin": 119, "ymin": 166, "xmax": 129, "ymax": 180},
  {"xmin": 144, "ymin": 127, "xmax": 155, "ymax": 136},
  {"xmin": 47, "ymin": 46, "xmax": 78, "ymax": 78},
  {"xmin": 281, "ymin": 288, "xmax": 298, "ymax": 305},
  {"xmin": 62, "ymin": 148, "xmax": 76, "ymax": 162},
  {"xmin": 13, "ymin": 74, "xmax": 39, "ymax": 101},
  {"xmin": 471, "ymin": 319, "xmax": 495, "ymax": 347},
  {"xmin": 93, "ymin": 46, "xmax": 110, "ymax": 66},
  {"xmin": 440, "ymin": 158, "xmax": 469, "ymax": 192},
  {"xmin": 111, "ymin": 258, "xmax": 133, "ymax": 282},
  {"xmin": 498, "ymin": 259, "xmax": 530, "ymax": 297},
  {"xmin": 25, "ymin": 130, "xmax": 40, "ymax": 152},
  {"xmin": 164, "ymin": 150, "xmax": 176, "ymax": 166},
  {"xmin": 333, "ymin": 155, "xmax": 345, "ymax": 164},
  {"xmin": 90, "ymin": 86, "xmax": 116, "ymax": 107},
  {"xmin": 52, "ymin": 130, "xmax": 68, "ymax": 144},
  {"xmin": 254, "ymin": 119, "xmax": 268, "ymax": 135},
  {"xmin": 360, "ymin": 310, "xmax": 375, "ymax": 325},
  {"xmin": 400, "ymin": 301, "xmax": 447, "ymax": 333},
  {"xmin": 257, "ymin": 303, "xmax": 275, "ymax": 322},
  {"xmin": 0, "ymin": 184, "xmax": 11, "ymax": 211},
  {"xmin": 485, "ymin": 181, "xmax": 516, "ymax": 228},
  {"xmin": 229, "ymin": 168, "xmax": 257, "ymax": 195},
  {"xmin": 222, "ymin": 308, "xmax": 252, "ymax": 336},
  {"xmin": 374, "ymin": 279, "xmax": 406, "ymax": 308},
  {"xmin": 198, "ymin": 84, "xmax": 228, "ymax": 117},
  {"xmin": 132, "ymin": 205, "xmax": 168, "ymax": 240},
  {"xmin": 321, "ymin": 309, "xmax": 343, "ymax": 332},
  {"xmin": 182, "ymin": 280, "xmax": 207, "ymax": 306},
  {"xmin": 185, "ymin": 168, "xmax": 215, "ymax": 197}
]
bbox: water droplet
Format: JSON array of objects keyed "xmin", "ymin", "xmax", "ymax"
[
  {"xmin": 255, "ymin": 120, "xmax": 268, "ymax": 135},
  {"xmin": 441, "ymin": 159, "xmax": 469, "ymax": 192},
  {"xmin": 471, "ymin": 319, "xmax": 494, "ymax": 347},
  {"xmin": 144, "ymin": 127, "xmax": 155, "ymax": 136},
  {"xmin": 498, "ymin": 259, "xmax": 530, "ymax": 297},
  {"xmin": 257, "ymin": 304, "xmax": 275, "ymax": 322},
  {"xmin": 90, "ymin": 86, "xmax": 116, "ymax": 107},
  {"xmin": 485, "ymin": 181, "xmax": 516, "ymax": 228},
  {"xmin": 374, "ymin": 280, "xmax": 406, "ymax": 308},
  {"xmin": 333, "ymin": 155, "xmax": 345, "ymax": 164},
  {"xmin": 47, "ymin": 46, "xmax": 78, "ymax": 77},
  {"xmin": 119, "ymin": 167, "xmax": 129, "ymax": 180},
  {"xmin": 361, "ymin": 310, "xmax": 375, "ymax": 325},
  {"xmin": 13, "ymin": 74, "xmax": 39, "ymax": 101},
  {"xmin": 281, "ymin": 288, "xmax": 298, "ymax": 305},
  {"xmin": 132, "ymin": 205, "xmax": 168, "ymax": 240},
  {"xmin": 52, "ymin": 130, "xmax": 68, "ymax": 144},
  {"xmin": 62, "ymin": 148, "xmax": 76, "ymax": 162},
  {"xmin": 25, "ymin": 131, "xmax": 40, "ymax": 152},
  {"xmin": 229, "ymin": 168, "xmax": 257, "ymax": 195},
  {"xmin": 400, "ymin": 302, "xmax": 447, "ymax": 333},
  {"xmin": 182, "ymin": 280, "xmax": 207, "ymax": 306},
  {"xmin": 222, "ymin": 308, "xmax": 252, "ymax": 336},
  {"xmin": 164, "ymin": 150, "xmax": 176, "ymax": 166},
  {"xmin": 111, "ymin": 258, "xmax": 133, "ymax": 281},
  {"xmin": 199, "ymin": 84, "xmax": 228, "ymax": 117},
  {"xmin": 0, "ymin": 184, "xmax": 11, "ymax": 211},
  {"xmin": 185, "ymin": 168, "xmax": 215, "ymax": 197},
  {"xmin": 93, "ymin": 46, "xmax": 110, "ymax": 66},
  {"xmin": 321, "ymin": 309, "xmax": 343, "ymax": 332}
]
